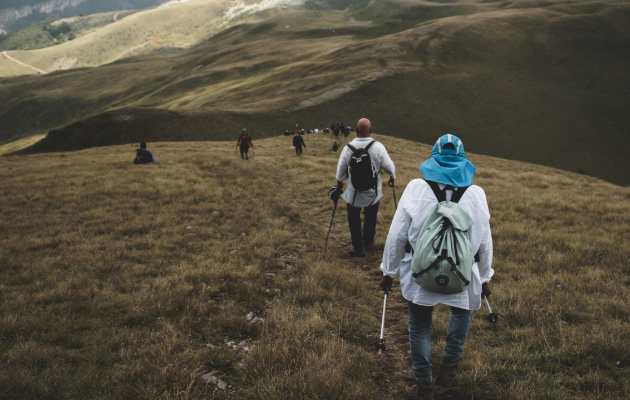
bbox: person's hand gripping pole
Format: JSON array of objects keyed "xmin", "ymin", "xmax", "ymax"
[
  {"xmin": 325, "ymin": 185, "xmax": 343, "ymax": 252},
  {"xmin": 481, "ymin": 283, "xmax": 498, "ymax": 323},
  {"xmin": 388, "ymin": 177, "xmax": 397, "ymax": 210}
]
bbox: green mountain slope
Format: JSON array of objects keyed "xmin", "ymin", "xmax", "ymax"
[
  {"xmin": 0, "ymin": 10, "xmax": 140, "ymax": 52},
  {"xmin": 0, "ymin": 0, "xmax": 168, "ymax": 33},
  {"xmin": 2, "ymin": 0, "xmax": 630, "ymax": 186}
]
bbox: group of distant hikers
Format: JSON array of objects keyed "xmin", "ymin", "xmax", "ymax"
[
  {"xmin": 331, "ymin": 122, "xmax": 353, "ymax": 138},
  {"xmin": 328, "ymin": 118, "xmax": 493, "ymax": 400},
  {"xmin": 133, "ymin": 118, "xmax": 493, "ymax": 400}
]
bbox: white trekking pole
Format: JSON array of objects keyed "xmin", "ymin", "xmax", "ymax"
[
  {"xmin": 482, "ymin": 292, "xmax": 499, "ymax": 323},
  {"xmin": 376, "ymin": 287, "xmax": 389, "ymax": 354}
]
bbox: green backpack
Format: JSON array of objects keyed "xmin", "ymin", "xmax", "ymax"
[{"xmin": 410, "ymin": 181, "xmax": 475, "ymax": 295}]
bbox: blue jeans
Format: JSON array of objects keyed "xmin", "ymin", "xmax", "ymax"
[
  {"xmin": 407, "ymin": 302, "xmax": 473, "ymax": 383},
  {"xmin": 346, "ymin": 201, "xmax": 379, "ymax": 252}
]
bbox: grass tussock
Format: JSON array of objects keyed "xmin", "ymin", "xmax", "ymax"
[{"xmin": 1, "ymin": 132, "xmax": 630, "ymax": 398}]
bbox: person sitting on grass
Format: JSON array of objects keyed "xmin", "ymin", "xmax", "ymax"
[
  {"xmin": 379, "ymin": 134, "xmax": 494, "ymax": 400},
  {"xmin": 133, "ymin": 142, "xmax": 158, "ymax": 164}
]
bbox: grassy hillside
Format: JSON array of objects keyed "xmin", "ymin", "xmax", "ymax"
[
  {"xmin": 0, "ymin": 52, "xmax": 37, "ymax": 76},
  {"xmin": 1, "ymin": 133, "xmax": 629, "ymax": 398},
  {"xmin": 0, "ymin": 133, "xmax": 44, "ymax": 155},
  {"xmin": 1, "ymin": 0, "xmax": 630, "ymax": 186},
  {"xmin": 0, "ymin": 0, "xmax": 291, "ymax": 75},
  {"xmin": 0, "ymin": 10, "xmax": 142, "ymax": 51},
  {"xmin": 0, "ymin": 0, "xmax": 167, "ymax": 33}
]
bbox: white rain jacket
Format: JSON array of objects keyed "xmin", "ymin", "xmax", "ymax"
[
  {"xmin": 335, "ymin": 138, "xmax": 396, "ymax": 208},
  {"xmin": 380, "ymin": 179, "xmax": 493, "ymax": 310}
]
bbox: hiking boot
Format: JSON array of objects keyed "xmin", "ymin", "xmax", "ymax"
[
  {"xmin": 435, "ymin": 357, "xmax": 460, "ymax": 388},
  {"xmin": 364, "ymin": 241, "xmax": 375, "ymax": 251},
  {"xmin": 349, "ymin": 249, "xmax": 366, "ymax": 257},
  {"xmin": 407, "ymin": 381, "xmax": 434, "ymax": 400}
]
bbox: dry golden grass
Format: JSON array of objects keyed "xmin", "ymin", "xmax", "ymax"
[
  {"xmin": 0, "ymin": 54, "xmax": 37, "ymax": 77},
  {"xmin": 1, "ymin": 132, "xmax": 630, "ymax": 399}
]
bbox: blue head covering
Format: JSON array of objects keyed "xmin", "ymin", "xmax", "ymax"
[{"xmin": 419, "ymin": 134, "xmax": 476, "ymax": 187}]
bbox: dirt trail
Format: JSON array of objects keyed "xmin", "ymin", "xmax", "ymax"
[
  {"xmin": 316, "ymin": 205, "xmax": 471, "ymax": 399},
  {"xmin": 248, "ymin": 136, "xmax": 472, "ymax": 399},
  {"xmin": 2, "ymin": 51, "xmax": 46, "ymax": 74}
]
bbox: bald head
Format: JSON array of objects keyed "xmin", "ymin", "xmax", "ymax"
[{"xmin": 356, "ymin": 118, "xmax": 372, "ymax": 138}]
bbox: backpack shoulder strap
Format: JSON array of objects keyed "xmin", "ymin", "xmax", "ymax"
[
  {"xmin": 449, "ymin": 186, "xmax": 470, "ymax": 203},
  {"xmin": 425, "ymin": 180, "xmax": 470, "ymax": 203},
  {"xmin": 346, "ymin": 144, "xmax": 357, "ymax": 152},
  {"xmin": 425, "ymin": 180, "xmax": 446, "ymax": 202},
  {"xmin": 363, "ymin": 140, "xmax": 377, "ymax": 151}
]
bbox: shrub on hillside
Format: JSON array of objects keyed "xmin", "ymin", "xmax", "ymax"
[
  {"xmin": 44, "ymin": 22, "xmax": 71, "ymax": 39},
  {"xmin": 0, "ymin": 20, "xmax": 74, "ymax": 50}
]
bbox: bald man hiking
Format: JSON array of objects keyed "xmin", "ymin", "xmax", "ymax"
[{"xmin": 329, "ymin": 118, "xmax": 396, "ymax": 257}]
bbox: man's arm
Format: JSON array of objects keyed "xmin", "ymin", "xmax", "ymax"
[
  {"xmin": 379, "ymin": 144, "xmax": 396, "ymax": 179},
  {"xmin": 335, "ymin": 146, "xmax": 349, "ymax": 183},
  {"xmin": 478, "ymin": 229, "xmax": 494, "ymax": 297},
  {"xmin": 378, "ymin": 186, "xmax": 411, "ymax": 289}
]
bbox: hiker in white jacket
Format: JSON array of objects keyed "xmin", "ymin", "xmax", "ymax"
[
  {"xmin": 379, "ymin": 134, "xmax": 493, "ymax": 400},
  {"xmin": 330, "ymin": 118, "xmax": 395, "ymax": 257}
]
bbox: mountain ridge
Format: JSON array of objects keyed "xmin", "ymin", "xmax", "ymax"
[{"xmin": 2, "ymin": 0, "xmax": 630, "ymax": 186}]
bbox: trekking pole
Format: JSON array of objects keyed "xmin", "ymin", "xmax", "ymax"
[
  {"xmin": 388, "ymin": 179, "xmax": 397, "ymax": 210},
  {"xmin": 481, "ymin": 293, "xmax": 499, "ymax": 323},
  {"xmin": 324, "ymin": 200, "xmax": 338, "ymax": 252},
  {"xmin": 376, "ymin": 287, "xmax": 389, "ymax": 355}
]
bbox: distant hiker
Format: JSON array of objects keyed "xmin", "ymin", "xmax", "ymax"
[
  {"xmin": 284, "ymin": 130, "xmax": 291, "ymax": 136},
  {"xmin": 329, "ymin": 118, "xmax": 395, "ymax": 257},
  {"xmin": 334, "ymin": 125, "xmax": 340, "ymax": 138},
  {"xmin": 331, "ymin": 142, "xmax": 339, "ymax": 152},
  {"xmin": 293, "ymin": 132, "xmax": 306, "ymax": 156},
  {"xmin": 133, "ymin": 142, "xmax": 158, "ymax": 164},
  {"xmin": 237, "ymin": 128, "xmax": 253, "ymax": 160},
  {"xmin": 379, "ymin": 134, "xmax": 493, "ymax": 400}
]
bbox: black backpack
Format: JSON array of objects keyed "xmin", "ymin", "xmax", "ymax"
[{"xmin": 346, "ymin": 140, "xmax": 379, "ymax": 204}]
